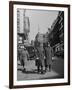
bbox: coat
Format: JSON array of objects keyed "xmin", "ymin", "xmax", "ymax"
[
  {"xmin": 20, "ymin": 49, "xmax": 29, "ymax": 67},
  {"xmin": 17, "ymin": 48, "xmax": 22, "ymax": 60},
  {"xmin": 35, "ymin": 47, "xmax": 45, "ymax": 67},
  {"xmin": 44, "ymin": 46, "xmax": 52, "ymax": 66}
]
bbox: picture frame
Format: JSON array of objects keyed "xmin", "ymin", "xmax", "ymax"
[{"xmin": 9, "ymin": 1, "xmax": 70, "ymax": 89}]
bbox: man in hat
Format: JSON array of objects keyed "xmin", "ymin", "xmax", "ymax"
[
  {"xmin": 20, "ymin": 45, "xmax": 29, "ymax": 71},
  {"xmin": 35, "ymin": 43, "xmax": 45, "ymax": 74}
]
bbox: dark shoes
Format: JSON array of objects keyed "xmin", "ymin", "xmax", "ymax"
[
  {"xmin": 37, "ymin": 71, "xmax": 45, "ymax": 74},
  {"xmin": 37, "ymin": 69, "xmax": 45, "ymax": 74},
  {"xmin": 45, "ymin": 66, "xmax": 51, "ymax": 72},
  {"xmin": 37, "ymin": 69, "xmax": 40, "ymax": 73},
  {"xmin": 41, "ymin": 71, "xmax": 45, "ymax": 74},
  {"xmin": 22, "ymin": 68, "xmax": 26, "ymax": 72},
  {"xmin": 23, "ymin": 68, "xmax": 26, "ymax": 71}
]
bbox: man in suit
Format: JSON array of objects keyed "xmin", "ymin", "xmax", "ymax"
[{"xmin": 35, "ymin": 43, "xmax": 45, "ymax": 74}]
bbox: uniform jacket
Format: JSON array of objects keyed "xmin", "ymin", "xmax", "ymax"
[{"xmin": 36, "ymin": 47, "xmax": 45, "ymax": 66}]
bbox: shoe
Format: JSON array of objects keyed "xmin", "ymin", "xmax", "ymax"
[
  {"xmin": 41, "ymin": 71, "xmax": 45, "ymax": 74},
  {"xmin": 37, "ymin": 69, "xmax": 41, "ymax": 74},
  {"xmin": 37, "ymin": 71, "xmax": 41, "ymax": 74},
  {"xmin": 22, "ymin": 68, "xmax": 26, "ymax": 72}
]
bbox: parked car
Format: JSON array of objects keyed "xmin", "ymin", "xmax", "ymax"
[
  {"xmin": 54, "ymin": 50, "xmax": 64, "ymax": 58},
  {"xmin": 25, "ymin": 46, "xmax": 36, "ymax": 60}
]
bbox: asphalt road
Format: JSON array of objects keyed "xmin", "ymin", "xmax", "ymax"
[{"xmin": 17, "ymin": 56, "xmax": 64, "ymax": 81}]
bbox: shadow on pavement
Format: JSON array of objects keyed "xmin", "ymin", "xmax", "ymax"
[
  {"xmin": 18, "ymin": 68, "xmax": 39, "ymax": 74},
  {"xmin": 52, "ymin": 57, "xmax": 64, "ymax": 78},
  {"xmin": 22, "ymin": 69, "xmax": 39, "ymax": 74},
  {"xmin": 40, "ymin": 75, "xmax": 64, "ymax": 79}
]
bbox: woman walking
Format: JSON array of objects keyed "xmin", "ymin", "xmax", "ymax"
[
  {"xmin": 44, "ymin": 42, "xmax": 52, "ymax": 72},
  {"xmin": 20, "ymin": 46, "xmax": 29, "ymax": 71}
]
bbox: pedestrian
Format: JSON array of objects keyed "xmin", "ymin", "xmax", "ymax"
[
  {"xmin": 17, "ymin": 45, "xmax": 22, "ymax": 61},
  {"xmin": 35, "ymin": 43, "xmax": 45, "ymax": 74},
  {"xmin": 44, "ymin": 42, "xmax": 52, "ymax": 72},
  {"xmin": 20, "ymin": 46, "xmax": 29, "ymax": 71}
]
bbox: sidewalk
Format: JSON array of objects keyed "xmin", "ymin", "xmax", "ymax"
[{"xmin": 17, "ymin": 56, "xmax": 64, "ymax": 81}]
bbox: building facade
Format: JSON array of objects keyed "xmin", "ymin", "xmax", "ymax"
[
  {"xmin": 17, "ymin": 9, "xmax": 30, "ymax": 45},
  {"xmin": 48, "ymin": 11, "xmax": 64, "ymax": 57}
]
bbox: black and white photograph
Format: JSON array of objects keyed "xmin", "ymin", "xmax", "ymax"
[
  {"xmin": 9, "ymin": 1, "xmax": 70, "ymax": 88},
  {"xmin": 17, "ymin": 9, "xmax": 64, "ymax": 80}
]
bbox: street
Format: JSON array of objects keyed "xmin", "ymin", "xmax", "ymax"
[{"xmin": 17, "ymin": 56, "xmax": 64, "ymax": 81}]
